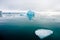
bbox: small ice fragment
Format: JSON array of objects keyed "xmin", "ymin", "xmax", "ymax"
[{"xmin": 35, "ymin": 29, "xmax": 53, "ymax": 39}]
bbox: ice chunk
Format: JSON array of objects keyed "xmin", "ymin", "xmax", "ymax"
[
  {"xmin": 35, "ymin": 29, "xmax": 53, "ymax": 39},
  {"xmin": 27, "ymin": 10, "xmax": 35, "ymax": 20}
]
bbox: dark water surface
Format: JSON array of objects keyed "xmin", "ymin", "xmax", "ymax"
[{"xmin": 0, "ymin": 17, "xmax": 60, "ymax": 40}]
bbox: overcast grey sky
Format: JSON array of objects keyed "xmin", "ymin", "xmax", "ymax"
[{"xmin": 0, "ymin": 0, "xmax": 60, "ymax": 11}]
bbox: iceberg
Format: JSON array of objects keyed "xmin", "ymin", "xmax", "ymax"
[
  {"xmin": 27, "ymin": 10, "xmax": 35, "ymax": 20},
  {"xmin": 35, "ymin": 29, "xmax": 53, "ymax": 39}
]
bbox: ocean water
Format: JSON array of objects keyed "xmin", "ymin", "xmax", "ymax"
[{"xmin": 0, "ymin": 15, "xmax": 60, "ymax": 40}]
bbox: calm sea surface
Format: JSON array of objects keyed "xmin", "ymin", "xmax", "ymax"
[{"xmin": 0, "ymin": 16, "xmax": 60, "ymax": 40}]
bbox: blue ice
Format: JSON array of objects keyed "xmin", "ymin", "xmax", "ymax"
[{"xmin": 27, "ymin": 10, "xmax": 35, "ymax": 20}]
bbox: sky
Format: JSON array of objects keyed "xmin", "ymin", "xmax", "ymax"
[{"xmin": 0, "ymin": 0, "xmax": 60, "ymax": 11}]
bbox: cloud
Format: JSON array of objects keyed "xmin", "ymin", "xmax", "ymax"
[{"xmin": 0, "ymin": 0, "xmax": 60, "ymax": 11}]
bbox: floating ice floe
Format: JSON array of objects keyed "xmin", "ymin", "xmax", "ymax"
[{"xmin": 35, "ymin": 29, "xmax": 53, "ymax": 39}]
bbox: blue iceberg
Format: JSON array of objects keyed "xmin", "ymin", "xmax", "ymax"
[{"xmin": 27, "ymin": 10, "xmax": 35, "ymax": 20}]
